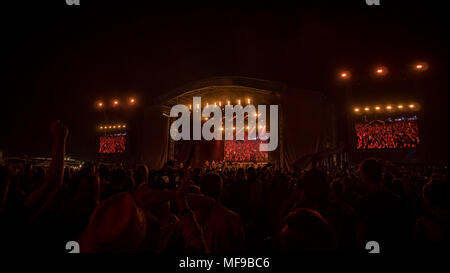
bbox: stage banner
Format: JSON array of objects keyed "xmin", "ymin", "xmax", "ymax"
[
  {"xmin": 142, "ymin": 106, "xmax": 169, "ymax": 170},
  {"xmin": 280, "ymin": 88, "xmax": 326, "ymax": 172}
]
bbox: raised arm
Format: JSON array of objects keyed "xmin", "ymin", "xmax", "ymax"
[{"xmin": 25, "ymin": 120, "xmax": 68, "ymax": 222}]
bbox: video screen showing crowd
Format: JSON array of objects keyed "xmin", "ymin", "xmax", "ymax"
[
  {"xmin": 355, "ymin": 116, "xmax": 420, "ymax": 149},
  {"xmin": 224, "ymin": 137, "xmax": 268, "ymax": 162},
  {"xmin": 98, "ymin": 133, "xmax": 126, "ymax": 153}
]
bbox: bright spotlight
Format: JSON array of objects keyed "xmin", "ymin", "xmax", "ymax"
[
  {"xmin": 386, "ymin": 105, "xmax": 392, "ymax": 110},
  {"xmin": 247, "ymin": 98, "xmax": 251, "ymax": 104},
  {"xmin": 113, "ymin": 99, "xmax": 119, "ymax": 106},
  {"xmin": 375, "ymin": 66, "xmax": 388, "ymax": 76},
  {"xmin": 409, "ymin": 104, "xmax": 415, "ymax": 108},
  {"xmin": 98, "ymin": 102, "xmax": 103, "ymax": 107},
  {"xmin": 354, "ymin": 108, "xmax": 360, "ymax": 112},
  {"xmin": 364, "ymin": 107, "xmax": 370, "ymax": 111},
  {"xmin": 375, "ymin": 106, "xmax": 381, "ymax": 110},
  {"xmin": 398, "ymin": 105, "xmax": 404, "ymax": 109}
]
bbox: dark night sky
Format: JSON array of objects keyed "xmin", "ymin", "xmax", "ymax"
[{"xmin": 2, "ymin": 0, "xmax": 448, "ymax": 161}]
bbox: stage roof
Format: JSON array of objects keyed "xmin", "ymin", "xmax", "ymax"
[{"xmin": 153, "ymin": 76, "xmax": 285, "ymax": 113}]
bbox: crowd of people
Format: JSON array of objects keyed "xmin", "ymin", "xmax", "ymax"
[
  {"xmin": 355, "ymin": 120, "xmax": 420, "ymax": 149},
  {"xmin": 0, "ymin": 121, "xmax": 448, "ymax": 253},
  {"xmin": 224, "ymin": 139, "xmax": 268, "ymax": 162},
  {"xmin": 99, "ymin": 134, "xmax": 126, "ymax": 153}
]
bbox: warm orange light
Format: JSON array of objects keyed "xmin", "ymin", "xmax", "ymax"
[
  {"xmin": 364, "ymin": 107, "xmax": 370, "ymax": 111},
  {"xmin": 227, "ymin": 100, "xmax": 230, "ymax": 106},
  {"xmin": 113, "ymin": 100, "xmax": 119, "ymax": 105},
  {"xmin": 129, "ymin": 98, "xmax": 135, "ymax": 104},
  {"xmin": 398, "ymin": 105, "xmax": 404, "ymax": 109},
  {"xmin": 416, "ymin": 64, "xmax": 423, "ymax": 70},
  {"xmin": 219, "ymin": 101, "xmax": 222, "ymax": 106},
  {"xmin": 409, "ymin": 104, "xmax": 415, "ymax": 108},
  {"xmin": 98, "ymin": 102, "xmax": 103, "ymax": 107},
  {"xmin": 375, "ymin": 106, "xmax": 381, "ymax": 110},
  {"xmin": 189, "ymin": 104, "xmax": 192, "ymax": 110},
  {"xmin": 339, "ymin": 70, "xmax": 351, "ymax": 79},
  {"xmin": 233, "ymin": 127, "xmax": 236, "ymax": 130},
  {"xmin": 386, "ymin": 105, "xmax": 392, "ymax": 110},
  {"xmin": 354, "ymin": 108, "xmax": 360, "ymax": 112},
  {"xmin": 220, "ymin": 127, "xmax": 224, "ymax": 131},
  {"xmin": 247, "ymin": 98, "xmax": 251, "ymax": 104},
  {"xmin": 108, "ymin": 126, "xmax": 112, "ymax": 129},
  {"xmin": 100, "ymin": 126, "xmax": 103, "ymax": 129},
  {"xmin": 238, "ymin": 99, "xmax": 241, "ymax": 105},
  {"xmin": 123, "ymin": 125, "xmax": 126, "ymax": 128},
  {"xmin": 376, "ymin": 68, "xmax": 383, "ymax": 73}
]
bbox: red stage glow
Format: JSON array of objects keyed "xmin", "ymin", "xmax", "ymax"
[
  {"xmin": 99, "ymin": 133, "xmax": 126, "ymax": 153},
  {"xmin": 224, "ymin": 135, "xmax": 268, "ymax": 162}
]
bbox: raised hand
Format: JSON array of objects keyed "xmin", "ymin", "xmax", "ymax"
[{"xmin": 50, "ymin": 120, "xmax": 69, "ymax": 144}]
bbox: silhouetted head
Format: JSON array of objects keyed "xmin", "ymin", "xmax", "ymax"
[
  {"xmin": 329, "ymin": 179, "xmax": 345, "ymax": 200},
  {"xmin": 423, "ymin": 179, "xmax": 448, "ymax": 214},
  {"xmin": 200, "ymin": 172, "xmax": 223, "ymax": 200},
  {"xmin": 134, "ymin": 164, "xmax": 149, "ymax": 185},
  {"xmin": 302, "ymin": 168, "xmax": 328, "ymax": 200},
  {"xmin": 80, "ymin": 162, "xmax": 96, "ymax": 177},
  {"xmin": 236, "ymin": 168, "xmax": 245, "ymax": 181},
  {"xmin": 110, "ymin": 168, "xmax": 127, "ymax": 192},
  {"xmin": 247, "ymin": 167, "xmax": 256, "ymax": 180},
  {"xmin": 360, "ymin": 158, "xmax": 382, "ymax": 191},
  {"xmin": 279, "ymin": 208, "xmax": 335, "ymax": 252}
]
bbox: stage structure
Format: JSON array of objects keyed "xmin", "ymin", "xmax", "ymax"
[{"xmin": 143, "ymin": 76, "xmax": 333, "ymax": 171}]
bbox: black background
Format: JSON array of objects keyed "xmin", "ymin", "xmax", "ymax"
[{"xmin": 2, "ymin": 0, "xmax": 448, "ymax": 162}]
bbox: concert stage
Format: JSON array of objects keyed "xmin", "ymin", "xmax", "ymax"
[{"xmin": 142, "ymin": 76, "xmax": 332, "ymax": 170}]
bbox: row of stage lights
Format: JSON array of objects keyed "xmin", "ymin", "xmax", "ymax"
[
  {"xmin": 339, "ymin": 62, "xmax": 428, "ymax": 79},
  {"xmin": 99, "ymin": 124, "xmax": 127, "ymax": 130},
  {"xmin": 94, "ymin": 63, "xmax": 427, "ymax": 108},
  {"xmin": 96, "ymin": 97, "xmax": 136, "ymax": 108},
  {"xmin": 353, "ymin": 104, "xmax": 417, "ymax": 113},
  {"xmin": 187, "ymin": 98, "xmax": 252, "ymax": 110}
]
